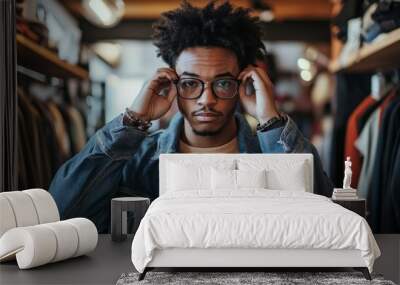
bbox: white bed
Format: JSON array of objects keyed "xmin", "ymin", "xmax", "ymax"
[{"xmin": 131, "ymin": 154, "xmax": 380, "ymax": 280}]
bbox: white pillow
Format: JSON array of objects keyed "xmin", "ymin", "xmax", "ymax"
[
  {"xmin": 266, "ymin": 167, "xmax": 306, "ymax": 192},
  {"xmin": 167, "ymin": 160, "xmax": 235, "ymax": 192},
  {"xmin": 211, "ymin": 168, "xmax": 267, "ymax": 190},
  {"xmin": 237, "ymin": 169, "xmax": 267, "ymax": 189},
  {"xmin": 211, "ymin": 168, "xmax": 236, "ymax": 190},
  {"xmin": 167, "ymin": 162, "xmax": 210, "ymax": 191},
  {"xmin": 237, "ymin": 159, "xmax": 308, "ymax": 192}
]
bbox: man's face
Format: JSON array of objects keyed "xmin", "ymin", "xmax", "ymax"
[{"xmin": 175, "ymin": 47, "xmax": 240, "ymax": 136}]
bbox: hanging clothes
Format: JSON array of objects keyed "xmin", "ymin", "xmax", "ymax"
[
  {"xmin": 380, "ymin": 97, "xmax": 400, "ymax": 233},
  {"xmin": 32, "ymin": 98, "xmax": 56, "ymax": 187},
  {"xmin": 369, "ymin": 93, "xmax": 400, "ymax": 233},
  {"xmin": 355, "ymin": 107, "xmax": 380, "ymax": 199},
  {"xmin": 17, "ymin": 90, "xmax": 44, "ymax": 188},
  {"xmin": 59, "ymin": 105, "xmax": 87, "ymax": 153},
  {"xmin": 356, "ymin": 91, "xmax": 389, "ymax": 133},
  {"xmin": 47, "ymin": 101, "xmax": 71, "ymax": 161},
  {"xmin": 16, "ymin": 85, "xmax": 89, "ymax": 190},
  {"xmin": 17, "ymin": 104, "xmax": 29, "ymax": 189},
  {"xmin": 65, "ymin": 105, "xmax": 87, "ymax": 154},
  {"xmin": 31, "ymin": 97, "xmax": 62, "ymax": 181},
  {"xmin": 390, "ymin": 136, "xmax": 400, "ymax": 232},
  {"xmin": 329, "ymin": 73, "xmax": 371, "ymax": 187},
  {"xmin": 344, "ymin": 95, "xmax": 377, "ymax": 188},
  {"xmin": 355, "ymin": 90, "xmax": 397, "ymax": 198}
]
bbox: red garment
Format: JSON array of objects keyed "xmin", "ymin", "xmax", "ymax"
[{"xmin": 344, "ymin": 96, "xmax": 377, "ymax": 188}]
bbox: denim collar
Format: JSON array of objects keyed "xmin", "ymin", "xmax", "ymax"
[{"xmin": 151, "ymin": 111, "xmax": 261, "ymax": 160}]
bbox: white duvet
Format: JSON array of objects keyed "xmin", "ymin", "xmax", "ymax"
[{"xmin": 131, "ymin": 190, "xmax": 380, "ymax": 273}]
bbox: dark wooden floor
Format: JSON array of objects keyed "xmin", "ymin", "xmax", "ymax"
[{"xmin": 0, "ymin": 234, "xmax": 398, "ymax": 284}]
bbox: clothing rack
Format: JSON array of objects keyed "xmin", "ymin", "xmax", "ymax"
[
  {"xmin": 17, "ymin": 65, "xmax": 47, "ymax": 83},
  {"xmin": 17, "ymin": 64, "xmax": 68, "ymax": 87},
  {"xmin": 16, "ymin": 34, "xmax": 89, "ymax": 80}
]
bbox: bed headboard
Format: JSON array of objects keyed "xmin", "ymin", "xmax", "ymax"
[{"xmin": 159, "ymin": 153, "xmax": 314, "ymax": 195}]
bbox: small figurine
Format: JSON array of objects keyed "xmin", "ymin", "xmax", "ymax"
[{"xmin": 343, "ymin": 156, "xmax": 352, "ymax": 189}]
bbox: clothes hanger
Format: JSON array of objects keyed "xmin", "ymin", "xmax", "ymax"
[
  {"xmin": 17, "ymin": 65, "xmax": 47, "ymax": 84},
  {"xmin": 371, "ymin": 72, "xmax": 394, "ymax": 100}
]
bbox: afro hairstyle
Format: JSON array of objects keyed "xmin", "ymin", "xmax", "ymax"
[{"xmin": 152, "ymin": 1, "xmax": 266, "ymax": 70}]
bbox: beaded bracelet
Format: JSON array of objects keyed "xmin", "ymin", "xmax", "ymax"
[{"xmin": 123, "ymin": 108, "xmax": 152, "ymax": 131}]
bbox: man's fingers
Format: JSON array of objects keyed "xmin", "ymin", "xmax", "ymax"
[
  {"xmin": 240, "ymin": 70, "xmax": 263, "ymax": 93},
  {"xmin": 151, "ymin": 71, "xmax": 178, "ymax": 95},
  {"xmin": 156, "ymin": 67, "xmax": 178, "ymax": 77},
  {"xmin": 239, "ymin": 66, "xmax": 272, "ymax": 89},
  {"xmin": 238, "ymin": 82, "xmax": 256, "ymax": 116},
  {"xmin": 153, "ymin": 68, "xmax": 178, "ymax": 85},
  {"xmin": 165, "ymin": 84, "xmax": 177, "ymax": 103},
  {"xmin": 239, "ymin": 79, "xmax": 255, "ymax": 103},
  {"xmin": 155, "ymin": 71, "xmax": 175, "ymax": 83},
  {"xmin": 238, "ymin": 66, "xmax": 253, "ymax": 80},
  {"xmin": 155, "ymin": 71, "xmax": 177, "ymax": 104},
  {"xmin": 253, "ymin": 67, "xmax": 273, "ymax": 87},
  {"xmin": 159, "ymin": 68, "xmax": 178, "ymax": 80}
]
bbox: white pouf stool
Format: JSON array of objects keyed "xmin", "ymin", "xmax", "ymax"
[{"xmin": 0, "ymin": 189, "xmax": 98, "ymax": 269}]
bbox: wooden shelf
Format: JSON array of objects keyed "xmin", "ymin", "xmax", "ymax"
[
  {"xmin": 329, "ymin": 28, "xmax": 400, "ymax": 73},
  {"xmin": 16, "ymin": 34, "xmax": 89, "ymax": 80}
]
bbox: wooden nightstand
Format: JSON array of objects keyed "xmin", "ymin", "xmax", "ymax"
[{"xmin": 331, "ymin": 198, "xmax": 366, "ymax": 218}]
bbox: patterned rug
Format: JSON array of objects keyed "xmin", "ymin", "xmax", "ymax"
[{"xmin": 116, "ymin": 271, "xmax": 396, "ymax": 285}]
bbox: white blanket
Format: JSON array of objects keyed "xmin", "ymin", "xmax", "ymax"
[{"xmin": 131, "ymin": 190, "xmax": 380, "ymax": 273}]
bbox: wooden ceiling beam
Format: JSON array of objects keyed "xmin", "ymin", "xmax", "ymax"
[
  {"xmin": 122, "ymin": 0, "xmax": 252, "ymax": 19},
  {"xmin": 61, "ymin": 0, "xmax": 332, "ymax": 21},
  {"xmin": 80, "ymin": 18, "xmax": 331, "ymax": 43},
  {"xmin": 264, "ymin": 0, "xmax": 332, "ymax": 20}
]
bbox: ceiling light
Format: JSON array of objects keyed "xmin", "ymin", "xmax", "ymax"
[
  {"xmin": 82, "ymin": 0, "xmax": 125, "ymax": 28},
  {"xmin": 300, "ymin": 70, "xmax": 312, "ymax": 82},
  {"xmin": 251, "ymin": 0, "xmax": 274, "ymax": 22},
  {"xmin": 297, "ymin": 58, "xmax": 311, "ymax": 70},
  {"xmin": 92, "ymin": 42, "xmax": 122, "ymax": 67},
  {"xmin": 259, "ymin": 10, "xmax": 274, "ymax": 22}
]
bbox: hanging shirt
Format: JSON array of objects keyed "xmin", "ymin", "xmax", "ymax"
[
  {"xmin": 389, "ymin": 143, "xmax": 400, "ymax": 232},
  {"xmin": 356, "ymin": 108, "xmax": 380, "ymax": 199},
  {"xmin": 179, "ymin": 136, "xmax": 239, "ymax": 153},
  {"xmin": 66, "ymin": 106, "xmax": 87, "ymax": 154},
  {"xmin": 47, "ymin": 102, "xmax": 71, "ymax": 160},
  {"xmin": 345, "ymin": 95, "xmax": 377, "ymax": 188},
  {"xmin": 380, "ymin": 98, "xmax": 400, "ymax": 233},
  {"xmin": 349, "ymin": 90, "xmax": 396, "ymax": 191},
  {"xmin": 369, "ymin": 95, "xmax": 400, "ymax": 232}
]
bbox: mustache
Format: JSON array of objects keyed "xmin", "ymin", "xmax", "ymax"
[{"xmin": 192, "ymin": 109, "xmax": 223, "ymax": 116}]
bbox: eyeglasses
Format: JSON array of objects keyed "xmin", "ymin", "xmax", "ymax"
[{"xmin": 173, "ymin": 77, "xmax": 240, "ymax": 99}]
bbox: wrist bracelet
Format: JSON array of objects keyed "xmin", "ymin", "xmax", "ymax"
[
  {"xmin": 256, "ymin": 113, "xmax": 286, "ymax": 132},
  {"xmin": 123, "ymin": 108, "xmax": 152, "ymax": 131}
]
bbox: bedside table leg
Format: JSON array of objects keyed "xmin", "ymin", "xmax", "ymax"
[
  {"xmin": 354, "ymin": 267, "xmax": 371, "ymax": 280},
  {"xmin": 138, "ymin": 268, "xmax": 148, "ymax": 281}
]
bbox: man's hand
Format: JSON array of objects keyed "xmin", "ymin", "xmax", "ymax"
[
  {"xmin": 130, "ymin": 68, "xmax": 178, "ymax": 121},
  {"xmin": 238, "ymin": 65, "xmax": 280, "ymax": 124}
]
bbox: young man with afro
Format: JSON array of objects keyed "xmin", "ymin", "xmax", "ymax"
[{"xmin": 49, "ymin": 1, "xmax": 334, "ymax": 232}]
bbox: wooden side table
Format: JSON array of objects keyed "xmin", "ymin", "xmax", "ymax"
[
  {"xmin": 111, "ymin": 197, "xmax": 150, "ymax": 242},
  {"xmin": 331, "ymin": 198, "xmax": 366, "ymax": 218}
]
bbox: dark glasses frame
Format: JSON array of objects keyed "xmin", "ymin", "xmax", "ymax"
[{"xmin": 172, "ymin": 77, "xmax": 241, "ymax": 99}]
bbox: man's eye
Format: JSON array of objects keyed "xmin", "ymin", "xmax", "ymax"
[
  {"xmin": 216, "ymin": 80, "xmax": 233, "ymax": 89},
  {"xmin": 181, "ymin": 80, "xmax": 199, "ymax": 88}
]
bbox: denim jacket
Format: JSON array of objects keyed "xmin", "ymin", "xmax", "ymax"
[{"xmin": 49, "ymin": 112, "xmax": 334, "ymax": 232}]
